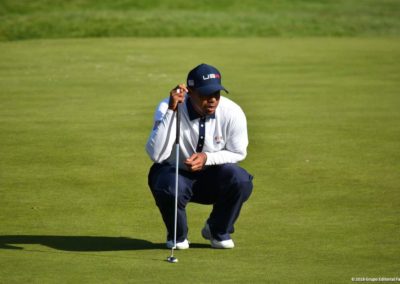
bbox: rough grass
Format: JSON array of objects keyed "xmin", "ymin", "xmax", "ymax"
[
  {"xmin": 1, "ymin": 0, "xmax": 400, "ymax": 40},
  {"xmin": 0, "ymin": 37, "xmax": 399, "ymax": 283}
]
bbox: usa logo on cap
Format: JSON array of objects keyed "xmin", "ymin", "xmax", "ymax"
[{"xmin": 203, "ymin": 74, "xmax": 221, "ymax": 80}]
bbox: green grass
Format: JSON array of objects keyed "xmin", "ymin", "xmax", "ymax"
[
  {"xmin": 0, "ymin": 37, "xmax": 399, "ymax": 283},
  {"xmin": 1, "ymin": 0, "xmax": 400, "ymax": 40}
]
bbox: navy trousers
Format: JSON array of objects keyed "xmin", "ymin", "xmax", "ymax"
[{"xmin": 148, "ymin": 163, "xmax": 253, "ymax": 242}]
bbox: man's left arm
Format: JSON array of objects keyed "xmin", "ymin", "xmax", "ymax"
[{"xmin": 204, "ymin": 109, "xmax": 249, "ymax": 165}]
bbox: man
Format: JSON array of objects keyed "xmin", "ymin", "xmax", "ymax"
[{"xmin": 146, "ymin": 63, "xmax": 253, "ymax": 249}]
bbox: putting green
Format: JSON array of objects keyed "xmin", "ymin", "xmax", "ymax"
[{"xmin": 0, "ymin": 38, "xmax": 399, "ymax": 283}]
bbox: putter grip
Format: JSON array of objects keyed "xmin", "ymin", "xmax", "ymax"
[{"xmin": 175, "ymin": 104, "xmax": 180, "ymax": 145}]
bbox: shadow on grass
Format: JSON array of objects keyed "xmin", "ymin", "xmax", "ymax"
[{"xmin": 0, "ymin": 235, "xmax": 209, "ymax": 251}]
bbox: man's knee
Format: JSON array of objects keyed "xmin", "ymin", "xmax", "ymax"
[
  {"xmin": 148, "ymin": 164, "xmax": 192, "ymax": 206},
  {"xmin": 148, "ymin": 164, "xmax": 175, "ymax": 193},
  {"xmin": 218, "ymin": 164, "xmax": 253, "ymax": 185},
  {"xmin": 218, "ymin": 164, "xmax": 253, "ymax": 200}
]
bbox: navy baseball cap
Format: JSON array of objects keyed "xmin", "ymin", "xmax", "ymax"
[{"xmin": 187, "ymin": 63, "xmax": 228, "ymax": 96}]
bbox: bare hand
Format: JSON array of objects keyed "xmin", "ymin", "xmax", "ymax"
[
  {"xmin": 169, "ymin": 84, "xmax": 188, "ymax": 111},
  {"xmin": 184, "ymin": 153, "xmax": 207, "ymax": 172}
]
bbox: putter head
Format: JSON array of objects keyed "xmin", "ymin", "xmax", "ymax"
[{"xmin": 167, "ymin": 256, "xmax": 178, "ymax": 263}]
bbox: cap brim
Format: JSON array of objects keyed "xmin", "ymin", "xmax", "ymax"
[{"xmin": 196, "ymin": 84, "xmax": 228, "ymax": 96}]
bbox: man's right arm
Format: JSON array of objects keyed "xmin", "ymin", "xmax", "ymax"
[
  {"xmin": 146, "ymin": 84, "xmax": 187, "ymax": 163},
  {"xmin": 145, "ymin": 99, "xmax": 176, "ymax": 163}
]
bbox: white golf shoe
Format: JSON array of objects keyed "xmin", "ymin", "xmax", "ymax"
[
  {"xmin": 166, "ymin": 239, "xmax": 190, "ymax": 250},
  {"xmin": 201, "ymin": 223, "xmax": 235, "ymax": 249}
]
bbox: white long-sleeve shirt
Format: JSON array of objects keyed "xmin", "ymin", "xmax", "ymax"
[{"xmin": 145, "ymin": 95, "xmax": 249, "ymax": 170}]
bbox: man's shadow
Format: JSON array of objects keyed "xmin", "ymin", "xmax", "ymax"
[{"xmin": 0, "ymin": 235, "xmax": 209, "ymax": 251}]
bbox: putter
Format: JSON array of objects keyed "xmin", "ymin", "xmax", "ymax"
[{"xmin": 167, "ymin": 89, "xmax": 181, "ymax": 263}]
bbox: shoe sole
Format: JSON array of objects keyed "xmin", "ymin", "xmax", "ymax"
[{"xmin": 210, "ymin": 241, "xmax": 235, "ymax": 249}]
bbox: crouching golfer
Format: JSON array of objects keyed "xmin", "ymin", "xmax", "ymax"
[{"xmin": 146, "ymin": 63, "xmax": 253, "ymax": 249}]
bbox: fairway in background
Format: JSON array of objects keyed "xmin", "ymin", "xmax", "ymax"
[
  {"xmin": 1, "ymin": 0, "xmax": 400, "ymax": 40},
  {"xmin": 0, "ymin": 38, "xmax": 399, "ymax": 283}
]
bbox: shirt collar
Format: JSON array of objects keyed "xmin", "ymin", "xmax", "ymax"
[{"xmin": 186, "ymin": 98, "xmax": 216, "ymax": 121}]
